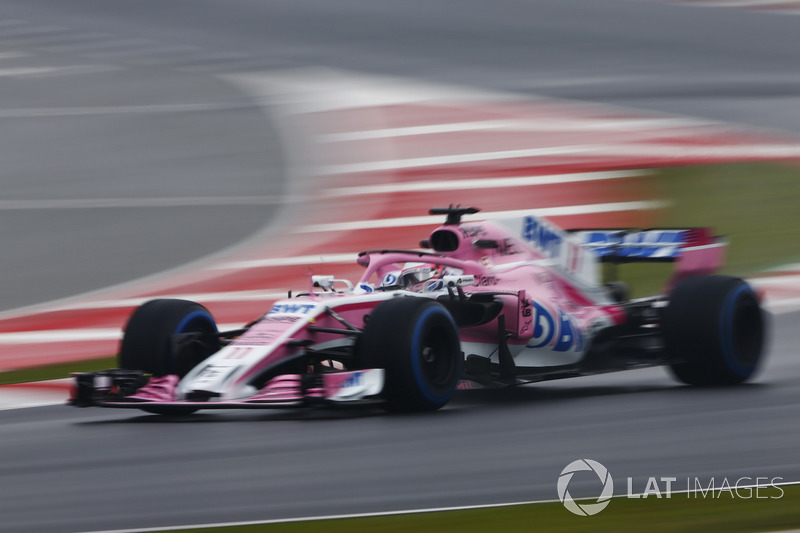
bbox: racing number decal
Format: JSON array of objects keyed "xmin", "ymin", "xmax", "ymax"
[{"xmin": 224, "ymin": 347, "xmax": 253, "ymax": 360}]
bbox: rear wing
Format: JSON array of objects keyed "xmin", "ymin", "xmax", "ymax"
[
  {"xmin": 570, "ymin": 228, "xmax": 723, "ymax": 263},
  {"xmin": 571, "ymin": 227, "xmax": 728, "ymax": 290},
  {"xmin": 497, "ymin": 214, "xmax": 726, "ymax": 290}
]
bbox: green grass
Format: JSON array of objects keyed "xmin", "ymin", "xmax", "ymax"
[
  {"xmin": 0, "ymin": 356, "xmax": 116, "ymax": 385},
  {"xmin": 140, "ymin": 484, "xmax": 800, "ymax": 532},
  {"xmin": 615, "ymin": 162, "xmax": 800, "ymax": 297}
]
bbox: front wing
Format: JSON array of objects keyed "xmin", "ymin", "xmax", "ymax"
[{"xmin": 71, "ymin": 368, "xmax": 385, "ymax": 410}]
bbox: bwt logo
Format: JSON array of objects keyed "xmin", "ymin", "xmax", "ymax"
[
  {"xmin": 341, "ymin": 372, "xmax": 362, "ymax": 388},
  {"xmin": 557, "ymin": 459, "xmax": 614, "ymax": 516},
  {"xmin": 268, "ymin": 303, "xmax": 316, "ymax": 315},
  {"xmin": 522, "ymin": 216, "xmax": 562, "ymax": 258}
]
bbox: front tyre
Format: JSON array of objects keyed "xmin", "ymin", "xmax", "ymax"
[
  {"xmin": 358, "ymin": 297, "xmax": 462, "ymax": 412},
  {"xmin": 664, "ymin": 275, "xmax": 766, "ymax": 386},
  {"xmin": 119, "ymin": 299, "xmax": 220, "ymax": 378}
]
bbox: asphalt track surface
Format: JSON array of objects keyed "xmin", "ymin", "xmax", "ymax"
[{"xmin": 1, "ymin": 0, "xmax": 800, "ymax": 531}]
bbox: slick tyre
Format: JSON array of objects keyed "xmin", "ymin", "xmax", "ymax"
[
  {"xmin": 358, "ymin": 297, "xmax": 462, "ymax": 412},
  {"xmin": 119, "ymin": 299, "xmax": 220, "ymax": 378},
  {"xmin": 664, "ymin": 275, "xmax": 766, "ymax": 386}
]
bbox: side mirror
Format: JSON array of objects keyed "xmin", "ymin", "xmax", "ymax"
[{"xmin": 442, "ymin": 274, "xmax": 475, "ymax": 287}]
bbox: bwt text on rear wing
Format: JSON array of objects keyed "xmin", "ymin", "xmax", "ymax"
[{"xmin": 571, "ymin": 227, "xmax": 728, "ymax": 289}]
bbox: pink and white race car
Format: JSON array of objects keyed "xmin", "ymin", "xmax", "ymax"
[{"xmin": 71, "ymin": 206, "xmax": 767, "ymax": 414}]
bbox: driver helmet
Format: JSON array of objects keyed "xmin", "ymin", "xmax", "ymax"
[{"xmin": 398, "ymin": 262, "xmax": 442, "ymax": 288}]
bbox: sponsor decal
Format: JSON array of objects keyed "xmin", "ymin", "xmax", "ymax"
[
  {"xmin": 521, "ymin": 298, "xmax": 532, "ymax": 318},
  {"xmin": 268, "ymin": 303, "xmax": 316, "ymax": 315},
  {"xmin": 475, "ymin": 275, "xmax": 500, "ymax": 287},
  {"xmin": 424, "ymin": 279, "xmax": 444, "ymax": 291},
  {"xmin": 341, "ymin": 371, "xmax": 362, "ymax": 388},
  {"xmin": 264, "ymin": 315, "xmax": 301, "ymax": 323},
  {"xmin": 195, "ymin": 366, "xmax": 224, "ymax": 383},
  {"xmin": 460, "ymin": 225, "xmax": 486, "ymax": 238},
  {"xmin": 224, "ymin": 347, "xmax": 253, "ymax": 360},
  {"xmin": 233, "ymin": 327, "xmax": 280, "ymax": 346},
  {"xmin": 381, "ymin": 273, "xmax": 399, "ymax": 286},
  {"xmin": 523, "ymin": 216, "xmax": 562, "ymax": 258},
  {"xmin": 527, "ymin": 302, "xmax": 583, "ymax": 352},
  {"xmin": 497, "ymin": 238, "xmax": 521, "ymax": 256},
  {"xmin": 528, "ymin": 301, "xmax": 555, "ymax": 348},
  {"xmin": 581, "ymin": 230, "xmax": 684, "ymax": 259},
  {"xmin": 519, "ymin": 299, "xmax": 534, "ymax": 337}
]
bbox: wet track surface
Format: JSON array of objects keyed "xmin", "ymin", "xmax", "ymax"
[
  {"xmin": 1, "ymin": 0, "xmax": 799, "ymax": 531},
  {"xmin": 2, "ymin": 310, "xmax": 798, "ymax": 533}
]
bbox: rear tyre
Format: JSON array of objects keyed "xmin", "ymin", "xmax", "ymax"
[
  {"xmin": 119, "ymin": 299, "xmax": 220, "ymax": 378},
  {"xmin": 664, "ymin": 275, "xmax": 766, "ymax": 386},
  {"xmin": 358, "ymin": 297, "xmax": 462, "ymax": 412}
]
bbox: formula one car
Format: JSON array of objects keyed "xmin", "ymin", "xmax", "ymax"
[{"xmin": 71, "ymin": 206, "xmax": 767, "ymax": 414}]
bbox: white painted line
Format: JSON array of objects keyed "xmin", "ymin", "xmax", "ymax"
[
  {"xmin": 693, "ymin": 0, "xmax": 799, "ymax": 6},
  {"xmin": 765, "ymin": 262, "xmax": 800, "ymax": 273},
  {"xmin": 324, "ymin": 170, "xmax": 644, "ymax": 197},
  {"xmin": 0, "ymin": 379, "xmax": 71, "ymax": 411},
  {"xmin": 0, "ymin": 101, "xmax": 252, "ymax": 119},
  {"xmin": 322, "ymin": 143, "xmax": 800, "ymax": 174},
  {"xmin": 296, "ymin": 201, "xmax": 669, "ymax": 233},
  {"xmin": 0, "ymin": 396, "xmax": 67, "ymax": 411},
  {"xmin": 77, "ymin": 479, "xmax": 800, "ymax": 533},
  {"xmin": 0, "ymin": 67, "xmax": 66, "ymax": 76},
  {"xmin": 0, "ymin": 25, "xmax": 66, "ymax": 37},
  {"xmin": 0, "ymin": 65, "xmax": 120, "ymax": 77},
  {"xmin": 50, "ymin": 37, "xmax": 156, "ymax": 53},
  {"xmin": 226, "ymin": 69, "xmax": 528, "ymax": 114},
  {"xmin": 765, "ymin": 297, "xmax": 800, "ymax": 313},
  {"xmin": 322, "ymin": 145, "xmax": 590, "ymax": 173},
  {"xmin": 0, "ymin": 324, "xmax": 243, "ymax": 344},
  {"xmin": 0, "ymin": 52, "xmax": 28, "ymax": 60},
  {"xmin": 48, "ymin": 291, "xmax": 288, "ymax": 311},
  {"xmin": 321, "ymin": 118, "xmax": 709, "ymax": 141},
  {"xmin": 0, "ymin": 328, "xmax": 123, "ymax": 344},
  {"xmin": 748, "ymin": 275, "xmax": 800, "ymax": 287},
  {"xmin": 0, "ymin": 196, "xmax": 284, "ymax": 210},
  {"xmin": 215, "ymin": 253, "xmax": 359, "ymax": 270}
]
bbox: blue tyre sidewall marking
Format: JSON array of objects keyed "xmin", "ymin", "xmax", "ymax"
[
  {"xmin": 410, "ymin": 306, "xmax": 458, "ymax": 404},
  {"xmin": 175, "ymin": 310, "xmax": 217, "ymax": 335},
  {"xmin": 170, "ymin": 310, "xmax": 216, "ymax": 374},
  {"xmin": 718, "ymin": 285, "xmax": 753, "ymax": 378}
]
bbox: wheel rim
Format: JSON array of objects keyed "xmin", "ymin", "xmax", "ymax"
[
  {"xmin": 419, "ymin": 329, "xmax": 458, "ymax": 389},
  {"xmin": 173, "ymin": 311, "xmax": 219, "ymax": 376},
  {"xmin": 411, "ymin": 306, "xmax": 460, "ymax": 402}
]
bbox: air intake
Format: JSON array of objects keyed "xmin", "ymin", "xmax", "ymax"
[{"xmin": 430, "ymin": 229, "xmax": 460, "ymax": 252}]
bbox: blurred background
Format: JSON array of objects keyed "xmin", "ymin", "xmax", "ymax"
[{"xmin": 1, "ymin": 1, "xmax": 799, "ymax": 531}]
